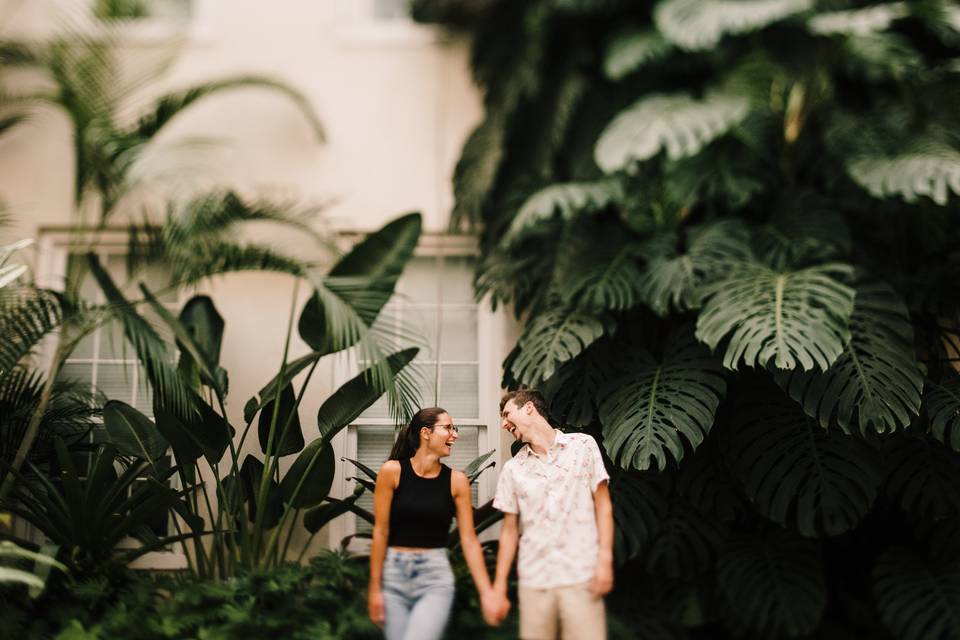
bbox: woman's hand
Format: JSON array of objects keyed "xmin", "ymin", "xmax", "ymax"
[
  {"xmin": 480, "ymin": 587, "xmax": 511, "ymax": 626},
  {"xmin": 368, "ymin": 586, "xmax": 385, "ymax": 627}
]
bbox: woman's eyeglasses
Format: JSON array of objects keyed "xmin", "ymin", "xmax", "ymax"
[{"xmin": 434, "ymin": 423, "xmax": 459, "ymax": 434}]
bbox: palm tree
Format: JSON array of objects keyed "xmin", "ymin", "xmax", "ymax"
[
  {"xmin": 418, "ymin": 1, "xmax": 960, "ymax": 638},
  {"xmin": 0, "ymin": 20, "xmax": 325, "ymax": 501}
]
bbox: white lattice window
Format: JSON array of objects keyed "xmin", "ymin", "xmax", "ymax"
[{"xmin": 329, "ymin": 237, "xmax": 503, "ymax": 546}]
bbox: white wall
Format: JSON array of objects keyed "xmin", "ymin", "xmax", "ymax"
[{"xmin": 0, "ymin": 0, "xmax": 508, "ymax": 560}]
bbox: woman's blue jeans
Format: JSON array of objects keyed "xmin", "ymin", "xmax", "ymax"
[{"xmin": 382, "ymin": 548, "xmax": 455, "ymax": 640}]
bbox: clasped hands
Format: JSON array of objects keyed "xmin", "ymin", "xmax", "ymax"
[{"xmin": 480, "ymin": 588, "xmax": 511, "ymax": 626}]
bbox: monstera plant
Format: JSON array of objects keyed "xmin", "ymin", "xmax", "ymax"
[{"xmin": 418, "ymin": 0, "xmax": 960, "ymax": 638}]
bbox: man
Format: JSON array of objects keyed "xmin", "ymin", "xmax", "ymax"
[{"xmin": 484, "ymin": 389, "xmax": 614, "ymax": 639}]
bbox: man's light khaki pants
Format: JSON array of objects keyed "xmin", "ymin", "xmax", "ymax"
[{"xmin": 518, "ymin": 582, "xmax": 606, "ymax": 640}]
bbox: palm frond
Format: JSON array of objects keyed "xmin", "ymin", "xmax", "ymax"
[
  {"xmin": 86, "ymin": 253, "xmax": 195, "ymax": 417},
  {"xmin": 595, "ymin": 91, "xmax": 750, "ymax": 173},
  {"xmin": 0, "ymin": 288, "xmax": 64, "ymax": 378},
  {"xmin": 841, "ymin": 32, "xmax": 924, "ymax": 81},
  {"xmin": 510, "ymin": 306, "xmax": 609, "ymax": 387},
  {"xmin": 168, "ymin": 241, "xmax": 308, "ymax": 286},
  {"xmin": 654, "ymin": 0, "xmax": 813, "ymax": 51},
  {"xmin": 926, "ymin": 373, "xmax": 960, "ymax": 451},
  {"xmin": 717, "ymin": 531, "xmax": 826, "ymax": 637},
  {"xmin": 599, "ymin": 326, "xmax": 726, "ymax": 471},
  {"xmin": 807, "ymin": 3, "xmax": 909, "ymax": 36},
  {"xmin": 848, "ymin": 141, "xmax": 960, "ymax": 205},
  {"xmin": 132, "ymin": 75, "xmax": 324, "ymax": 142},
  {"xmin": 604, "ymin": 28, "xmax": 673, "ymax": 81},
  {"xmin": 696, "ymin": 260, "xmax": 855, "ymax": 371},
  {"xmin": 777, "ymin": 282, "xmax": 922, "ymax": 436},
  {"xmin": 505, "ymin": 179, "xmax": 623, "ymax": 246},
  {"xmin": 450, "ymin": 113, "xmax": 507, "ymax": 231}
]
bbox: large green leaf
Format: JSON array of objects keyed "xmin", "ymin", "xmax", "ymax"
[
  {"xmin": 873, "ymin": 548, "xmax": 960, "ymax": 640},
  {"xmin": 298, "ymin": 212, "xmax": 420, "ymax": 355},
  {"xmin": 153, "ymin": 396, "xmax": 234, "ymax": 465},
  {"xmin": 562, "ymin": 243, "xmax": 644, "ymax": 313},
  {"xmin": 316, "ymin": 348, "xmax": 418, "ymax": 441},
  {"xmin": 595, "ymin": 91, "xmax": 750, "ymax": 173},
  {"xmin": 603, "ymin": 28, "xmax": 673, "ymax": 80},
  {"xmin": 677, "ymin": 443, "xmax": 748, "ymax": 522},
  {"xmin": 717, "ymin": 531, "xmax": 826, "ymax": 638},
  {"xmin": 647, "ymin": 492, "xmax": 727, "ymax": 579},
  {"xmin": 177, "ymin": 295, "xmax": 225, "ymax": 391},
  {"xmin": 244, "ymin": 350, "xmax": 323, "ymax": 424},
  {"xmin": 637, "ymin": 219, "xmax": 752, "ymax": 316},
  {"xmin": 610, "ymin": 471, "xmax": 667, "ymax": 563},
  {"xmin": 278, "ymin": 440, "xmax": 335, "ymax": 510},
  {"xmin": 504, "ymin": 180, "xmax": 623, "ymax": 246},
  {"xmin": 884, "ymin": 433, "xmax": 960, "ymax": 521},
  {"xmin": 654, "ymin": 0, "xmax": 813, "ymax": 51},
  {"xmin": 807, "ymin": 3, "xmax": 909, "ymax": 36},
  {"xmin": 258, "ymin": 383, "xmax": 304, "ymax": 458},
  {"xmin": 239, "ymin": 455, "xmax": 282, "ymax": 529},
  {"xmin": 303, "ymin": 484, "xmax": 366, "ymax": 534},
  {"xmin": 848, "ymin": 141, "xmax": 960, "ymax": 206},
  {"xmin": 696, "ymin": 260, "xmax": 855, "ymax": 371},
  {"xmin": 777, "ymin": 283, "xmax": 922, "ymax": 436},
  {"xmin": 926, "ymin": 374, "xmax": 960, "ymax": 451},
  {"xmin": 542, "ymin": 339, "xmax": 615, "ymax": 428},
  {"xmin": 510, "ymin": 307, "xmax": 608, "ymax": 387},
  {"xmin": 102, "ymin": 400, "xmax": 167, "ymax": 464},
  {"xmin": 727, "ymin": 384, "xmax": 882, "ymax": 537},
  {"xmin": 600, "ymin": 328, "xmax": 726, "ymax": 471}
]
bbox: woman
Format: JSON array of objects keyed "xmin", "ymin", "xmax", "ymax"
[{"xmin": 368, "ymin": 407, "xmax": 497, "ymax": 639}]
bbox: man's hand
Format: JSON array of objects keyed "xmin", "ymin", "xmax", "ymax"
[
  {"xmin": 368, "ymin": 586, "xmax": 385, "ymax": 627},
  {"xmin": 590, "ymin": 557, "xmax": 614, "ymax": 598},
  {"xmin": 481, "ymin": 589, "xmax": 511, "ymax": 626}
]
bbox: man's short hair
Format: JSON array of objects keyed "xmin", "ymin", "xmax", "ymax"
[{"xmin": 500, "ymin": 388, "xmax": 550, "ymax": 421}]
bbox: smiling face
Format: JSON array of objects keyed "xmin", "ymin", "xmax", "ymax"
[
  {"xmin": 422, "ymin": 412, "xmax": 459, "ymax": 458},
  {"xmin": 500, "ymin": 400, "xmax": 531, "ymax": 442}
]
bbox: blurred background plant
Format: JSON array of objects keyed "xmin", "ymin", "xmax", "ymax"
[{"xmin": 415, "ymin": 0, "xmax": 960, "ymax": 638}]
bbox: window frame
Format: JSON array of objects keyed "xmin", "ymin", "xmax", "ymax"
[
  {"xmin": 325, "ymin": 233, "xmax": 506, "ymax": 550},
  {"xmin": 35, "ymin": 228, "xmax": 189, "ymax": 570}
]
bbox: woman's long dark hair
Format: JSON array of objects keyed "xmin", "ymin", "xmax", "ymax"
[{"xmin": 389, "ymin": 407, "xmax": 448, "ymax": 460}]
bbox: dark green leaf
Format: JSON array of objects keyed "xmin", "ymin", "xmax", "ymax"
[
  {"xmin": 258, "ymin": 383, "xmax": 304, "ymax": 457},
  {"xmin": 102, "ymin": 400, "xmax": 167, "ymax": 463}
]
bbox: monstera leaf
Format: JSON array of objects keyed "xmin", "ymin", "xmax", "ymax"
[
  {"xmin": 510, "ymin": 307, "xmax": 608, "ymax": 387},
  {"xmin": 727, "ymin": 384, "xmax": 882, "ymax": 537},
  {"xmin": 637, "ymin": 219, "xmax": 752, "ymax": 316},
  {"xmin": 807, "ymin": 3, "xmax": 909, "ymax": 36},
  {"xmin": 717, "ymin": 531, "xmax": 826, "ymax": 638},
  {"xmin": 884, "ymin": 432, "xmax": 960, "ymax": 521},
  {"xmin": 677, "ymin": 443, "xmax": 748, "ymax": 522},
  {"xmin": 595, "ymin": 91, "xmax": 750, "ymax": 173},
  {"xmin": 563, "ymin": 243, "xmax": 645, "ymax": 313},
  {"xmin": 610, "ymin": 471, "xmax": 668, "ymax": 563},
  {"xmin": 654, "ymin": 0, "xmax": 813, "ymax": 51},
  {"xmin": 505, "ymin": 179, "xmax": 623, "ymax": 246},
  {"xmin": 873, "ymin": 548, "xmax": 960, "ymax": 640},
  {"xmin": 604, "ymin": 28, "xmax": 673, "ymax": 80},
  {"xmin": 696, "ymin": 260, "xmax": 855, "ymax": 371},
  {"xmin": 777, "ymin": 283, "xmax": 922, "ymax": 436},
  {"xmin": 646, "ymin": 492, "xmax": 727, "ymax": 579},
  {"xmin": 600, "ymin": 327, "xmax": 726, "ymax": 472},
  {"xmin": 848, "ymin": 141, "xmax": 960, "ymax": 206},
  {"xmin": 543, "ymin": 339, "xmax": 614, "ymax": 428},
  {"xmin": 925, "ymin": 374, "xmax": 960, "ymax": 451}
]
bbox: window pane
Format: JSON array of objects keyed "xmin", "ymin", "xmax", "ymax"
[
  {"xmin": 96, "ymin": 363, "xmax": 137, "ymax": 405},
  {"xmin": 400, "ymin": 258, "xmax": 440, "ymax": 304},
  {"xmin": 59, "ymin": 362, "xmax": 93, "ymax": 388},
  {"xmin": 439, "ymin": 364, "xmax": 478, "ymax": 419},
  {"xmin": 438, "ymin": 257, "xmax": 475, "ymax": 304},
  {"xmin": 438, "ymin": 307, "xmax": 477, "ymax": 361},
  {"xmin": 373, "ymin": 0, "xmax": 410, "ymax": 20}
]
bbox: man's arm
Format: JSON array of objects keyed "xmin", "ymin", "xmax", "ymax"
[
  {"xmin": 590, "ymin": 480, "xmax": 614, "ymax": 597},
  {"xmin": 492, "ymin": 512, "xmax": 519, "ymax": 621}
]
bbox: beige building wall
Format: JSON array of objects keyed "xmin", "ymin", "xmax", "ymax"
[{"xmin": 0, "ymin": 0, "xmax": 512, "ymax": 565}]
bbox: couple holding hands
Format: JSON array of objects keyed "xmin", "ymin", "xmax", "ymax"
[{"xmin": 368, "ymin": 389, "xmax": 614, "ymax": 640}]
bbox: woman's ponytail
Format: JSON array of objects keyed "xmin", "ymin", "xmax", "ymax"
[{"xmin": 388, "ymin": 407, "xmax": 447, "ymax": 460}]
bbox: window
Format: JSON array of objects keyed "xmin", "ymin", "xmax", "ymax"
[
  {"xmin": 372, "ymin": 0, "xmax": 410, "ymax": 21},
  {"xmin": 331, "ymin": 239, "xmax": 502, "ymax": 546}
]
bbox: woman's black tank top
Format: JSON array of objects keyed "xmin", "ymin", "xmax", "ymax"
[{"xmin": 388, "ymin": 458, "xmax": 455, "ymax": 548}]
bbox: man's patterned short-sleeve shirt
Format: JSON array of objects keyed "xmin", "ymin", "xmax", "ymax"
[{"xmin": 493, "ymin": 430, "xmax": 610, "ymax": 589}]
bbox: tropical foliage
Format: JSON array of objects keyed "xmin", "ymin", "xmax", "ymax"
[{"xmin": 418, "ymin": 0, "xmax": 960, "ymax": 637}]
